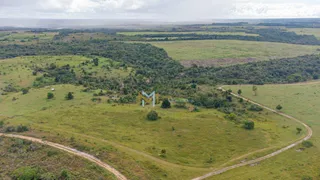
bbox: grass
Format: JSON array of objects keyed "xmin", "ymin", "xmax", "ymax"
[
  {"xmin": 223, "ymin": 81, "xmax": 320, "ymax": 179},
  {"xmin": 0, "ymin": 31, "xmax": 57, "ymax": 43},
  {"xmin": 0, "ymin": 55, "xmax": 309, "ymax": 179},
  {"xmin": 149, "ymin": 40, "xmax": 320, "ymax": 65},
  {"xmin": 288, "ymin": 28, "xmax": 320, "ymax": 40},
  {"xmin": 0, "ymin": 137, "xmax": 116, "ymax": 179},
  {"xmin": 118, "ymin": 31, "xmax": 259, "ymax": 36},
  {"xmin": 0, "ymin": 83, "xmax": 304, "ymax": 179}
]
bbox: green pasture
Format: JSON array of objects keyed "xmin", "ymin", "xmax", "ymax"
[
  {"xmin": 223, "ymin": 81, "xmax": 320, "ymax": 179},
  {"xmin": 149, "ymin": 40, "xmax": 320, "ymax": 64},
  {"xmin": 288, "ymin": 28, "xmax": 320, "ymax": 40}
]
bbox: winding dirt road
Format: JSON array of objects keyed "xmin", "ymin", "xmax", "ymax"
[
  {"xmin": 192, "ymin": 87, "xmax": 313, "ymax": 180},
  {"xmin": 0, "ymin": 133, "xmax": 127, "ymax": 180}
]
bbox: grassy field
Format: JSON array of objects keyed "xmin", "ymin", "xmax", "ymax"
[
  {"xmin": 0, "ymin": 31, "xmax": 57, "ymax": 43},
  {"xmin": 149, "ymin": 40, "xmax": 320, "ymax": 66},
  {"xmin": 288, "ymin": 28, "xmax": 320, "ymax": 40},
  {"xmin": 0, "ymin": 55, "xmax": 311, "ymax": 179},
  {"xmin": 222, "ymin": 81, "xmax": 320, "ymax": 179},
  {"xmin": 0, "ymin": 83, "xmax": 305, "ymax": 178},
  {"xmin": 0, "ymin": 137, "xmax": 115, "ymax": 179},
  {"xmin": 118, "ymin": 31, "xmax": 259, "ymax": 36},
  {"xmin": 0, "ymin": 55, "xmax": 131, "ymax": 90}
]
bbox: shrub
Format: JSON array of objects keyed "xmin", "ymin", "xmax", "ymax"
[
  {"xmin": 161, "ymin": 99, "xmax": 171, "ymax": 109},
  {"xmin": 301, "ymin": 175, "xmax": 313, "ymax": 180},
  {"xmin": 0, "ymin": 121, "xmax": 4, "ymax": 128},
  {"xmin": 302, "ymin": 141, "xmax": 313, "ymax": 148},
  {"xmin": 248, "ymin": 105, "xmax": 263, "ymax": 112},
  {"xmin": 276, "ymin": 104, "xmax": 283, "ymax": 111},
  {"xmin": 225, "ymin": 113, "xmax": 237, "ymax": 121},
  {"xmin": 47, "ymin": 150, "xmax": 58, "ymax": 157},
  {"xmin": 5, "ymin": 126, "xmax": 16, "ymax": 132},
  {"xmin": 21, "ymin": 88, "xmax": 29, "ymax": 95},
  {"xmin": 243, "ymin": 120, "xmax": 255, "ymax": 130},
  {"xmin": 40, "ymin": 172, "xmax": 57, "ymax": 180},
  {"xmin": 65, "ymin": 92, "xmax": 74, "ymax": 100},
  {"xmin": 11, "ymin": 166, "xmax": 41, "ymax": 180},
  {"xmin": 47, "ymin": 92, "xmax": 54, "ymax": 99},
  {"xmin": 16, "ymin": 125, "xmax": 29, "ymax": 132},
  {"xmin": 147, "ymin": 111, "xmax": 159, "ymax": 121},
  {"xmin": 60, "ymin": 169, "xmax": 70, "ymax": 180}
]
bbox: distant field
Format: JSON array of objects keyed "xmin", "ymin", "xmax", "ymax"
[
  {"xmin": 223, "ymin": 81, "xmax": 320, "ymax": 179},
  {"xmin": 118, "ymin": 31, "xmax": 259, "ymax": 36},
  {"xmin": 0, "ymin": 31, "xmax": 57, "ymax": 43},
  {"xmin": 149, "ymin": 40, "xmax": 320, "ymax": 66},
  {"xmin": 288, "ymin": 28, "xmax": 320, "ymax": 40}
]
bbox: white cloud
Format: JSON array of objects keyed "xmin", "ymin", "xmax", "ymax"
[{"xmin": 0, "ymin": 0, "xmax": 319, "ymax": 19}]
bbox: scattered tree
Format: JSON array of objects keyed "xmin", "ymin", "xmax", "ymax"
[
  {"xmin": 161, "ymin": 99, "xmax": 171, "ymax": 109},
  {"xmin": 22, "ymin": 88, "xmax": 29, "ymax": 95},
  {"xmin": 93, "ymin": 58, "xmax": 99, "ymax": 66},
  {"xmin": 296, "ymin": 127, "xmax": 302, "ymax": 134},
  {"xmin": 47, "ymin": 92, "xmax": 54, "ymax": 99},
  {"xmin": 237, "ymin": 89, "xmax": 242, "ymax": 95},
  {"xmin": 147, "ymin": 111, "xmax": 159, "ymax": 121},
  {"xmin": 302, "ymin": 141, "xmax": 313, "ymax": 148},
  {"xmin": 276, "ymin": 104, "xmax": 283, "ymax": 111},
  {"xmin": 244, "ymin": 120, "xmax": 255, "ymax": 130},
  {"xmin": 65, "ymin": 92, "xmax": 74, "ymax": 100},
  {"xmin": 252, "ymin": 86, "xmax": 258, "ymax": 96}
]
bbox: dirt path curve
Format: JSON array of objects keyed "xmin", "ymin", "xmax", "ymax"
[
  {"xmin": 192, "ymin": 87, "xmax": 313, "ymax": 180},
  {"xmin": 0, "ymin": 133, "xmax": 127, "ymax": 180}
]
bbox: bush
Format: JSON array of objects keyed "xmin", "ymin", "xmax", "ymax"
[
  {"xmin": 47, "ymin": 92, "xmax": 54, "ymax": 99},
  {"xmin": 243, "ymin": 120, "xmax": 255, "ymax": 130},
  {"xmin": 22, "ymin": 88, "xmax": 29, "ymax": 95},
  {"xmin": 65, "ymin": 92, "xmax": 74, "ymax": 100},
  {"xmin": 40, "ymin": 172, "xmax": 57, "ymax": 180},
  {"xmin": 5, "ymin": 126, "xmax": 16, "ymax": 132},
  {"xmin": 276, "ymin": 104, "xmax": 283, "ymax": 111},
  {"xmin": 60, "ymin": 169, "xmax": 70, "ymax": 180},
  {"xmin": 16, "ymin": 125, "xmax": 29, "ymax": 132},
  {"xmin": 47, "ymin": 150, "xmax": 58, "ymax": 157},
  {"xmin": 11, "ymin": 166, "xmax": 41, "ymax": 180},
  {"xmin": 248, "ymin": 105, "xmax": 263, "ymax": 111},
  {"xmin": 161, "ymin": 99, "xmax": 171, "ymax": 109},
  {"xmin": 302, "ymin": 141, "xmax": 313, "ymax": 148},
  {"xmin": 301, "ymin": 175, "xmax": 313, "ymax": 180},
  {"xmin": 0, "ymin": 121, "xmax": 4, "ymax": 128},
  {"xmin": 147, "ymin": 111, "xmax": 159, "ymax": 121}
]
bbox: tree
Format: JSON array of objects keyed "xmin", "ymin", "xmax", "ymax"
[
  {"xmin": 252, "ymin": 86, "xmax": 258, "ymax": 96},
  {"xmin": 22, "ymin": 88, "xmax": 29, "ymax": 95},
  {"xmin": 93, "ymin": 58, "xmax": 99, "ymax": 66},
  {"xmin": 161, "ymin": 99, "xmax": 171, "ymax": 109},
  {"xmin": 237, "ymin": 89, "xmax": 242, "ymax": 95},
  {"xmin": 276, "ymin": 105, "xmax": 283, "ymax": 111},
  {"xmin": 296, "ymin": 127, "xmax": 302, "ymax": 134},
  {"xmin": 65, "ymin": 92, "xmax": 74, "ymax": 100},
  {"xmin": 147, "ymin": 111, "xmax": 159, "ymax": 121},
  {"xmin": 244, "ymin": 120, "xmax": 255, "ymax": 130},
  {"xmin": 302, "ymin": 141, "xmax": 313, "ymax": 148},
  {"xmin": 47, "ymin": 92, "xmax": 54, "ymax": 99}
]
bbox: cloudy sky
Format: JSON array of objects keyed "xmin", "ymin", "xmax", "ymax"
[{"xmin": 0, "ymin": 0, "xmax": 319, "ymax": 20}]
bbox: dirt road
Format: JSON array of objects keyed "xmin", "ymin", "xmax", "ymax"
[
  {"xmin": 0, "ymin": 133, "xmax": 127, "ymax": 180},
  {"xmin": 192, "ymin": 87, "xmax": 313, "ymax": 180}
]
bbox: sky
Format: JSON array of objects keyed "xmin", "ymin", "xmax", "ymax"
[{"xmin": 0, "ymin": 0, "xmax": 319, "ymax": 21}]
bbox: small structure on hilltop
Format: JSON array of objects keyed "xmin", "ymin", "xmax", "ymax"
[{"xmin": 137, "ymin": 91, "xmax": 159, "ymax": 107}]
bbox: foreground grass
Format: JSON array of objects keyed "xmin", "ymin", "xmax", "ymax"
[
  {"xmin": 0, "ymin": 84, "xmax": 305, "ymax": 179},
  {"xmin": 223, "ymin": 81, "xmax": 320, "ymax": 179},
  {"xmin": 149, "ymin": 40, "xmax": 320, "ymax": 65},
  {"xmin": 0, "ymin": 136, "xmax": 115, "ymax": 179}
]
